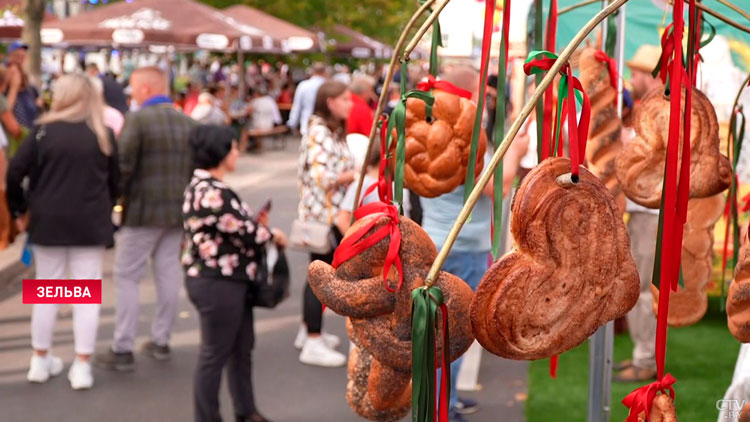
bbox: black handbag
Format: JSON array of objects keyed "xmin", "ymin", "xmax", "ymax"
[{"xmin": 251, "ymin": 243, "xmax": 290, "ymax": 308}]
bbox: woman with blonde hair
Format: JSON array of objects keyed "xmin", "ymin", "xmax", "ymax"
[{"xmin": 6, "ymin": 73, "xmax": 119, "ymax": 390}]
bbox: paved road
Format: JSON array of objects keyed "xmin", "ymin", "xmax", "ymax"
[{"xmin": 0, "ymin": 142, "xmax": 527, "ymax": 422}]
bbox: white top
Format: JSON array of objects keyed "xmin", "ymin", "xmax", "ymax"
[
  {"xmin": 288, "ymin": 75, "xmax": 326, "ymax": 136},
  {"xmin": 249, "ymin": 96, "xmax": 282, "ymax": 131}
]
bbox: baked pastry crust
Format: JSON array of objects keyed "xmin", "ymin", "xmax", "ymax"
[
  {"xmin": 615, "ymin": 86, "xmax": 731, "ymax": 208},
  {"xmin": 398, "ymin": 89, "xmax": 487, "ymax": 198},
  {"xmin": 728, "ymin": 235, "xmax": 750, "ymax": 342},
  {"xmin": 471, "ymin": 157, "xmax": 639, "ymax": 359},
  {"xmin": 308, "ymin": 214, "xmax": 474, "ymax": 421}
]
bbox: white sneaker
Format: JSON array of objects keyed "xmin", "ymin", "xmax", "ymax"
[
  {"xmin": 27, "ymin": 353, "xmax": 64, "ymax": 383},
  {"xmin": 68, "ymin": 359, "xmax": 94, "ymax": 390},
  {"xmin": 299, "ymin": 337, "xmax": 347, "ymax": 367},
  {"xmin": 293, "ymin": 325, "xmax": 341, "ymax": 350}
]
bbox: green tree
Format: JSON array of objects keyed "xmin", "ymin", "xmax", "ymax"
[{"xmin": 198, "ymin": 0, "xmax": 420, "ymax": 46}]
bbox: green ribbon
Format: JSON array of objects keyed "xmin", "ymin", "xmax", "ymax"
[
  {"xmin": 491, "ymin": 4, "xmax": 511, "ymax": 259},
  {"xmin": 411, "ymin": 286, "xmax": 447, "ymax": 422},
  {"xmin": 722, "ymin": 106, "xmax": 746, "ymax": 308},
  {"xmin": 464, "ymin": 51, "xmax": 492, "ymax": 205},
  {"xmin": 605, "ymin": 10, "xmax": 617, "ymax": 58},
  {"xmin": 388, "ymin": 64, "xmax": 434, "ymax": 213}
]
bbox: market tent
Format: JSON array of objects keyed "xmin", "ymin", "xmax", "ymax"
[
  {"xmin": 223, "ymin": 4, "xmax": 319, "ymax": 52},
  {"xmin": 0, "ymin": 0, "xmax": 56, "ymax": 41},
  {"xmin": 329, "ymin": 25, "xmax": 395, "ymax": 59},
  {"xmin": 40, "ymin": 0, "xmax": 283, "ymax": 52}
]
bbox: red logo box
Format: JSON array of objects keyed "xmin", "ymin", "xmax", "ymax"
[{"xmin": 22, "ymin": 279, "xmax": 102, "ymax": 304}]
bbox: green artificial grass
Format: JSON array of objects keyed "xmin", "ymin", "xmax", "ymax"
[{"xmin": 525, "ymin": 299, "xmax": 741, "ymax": 422}]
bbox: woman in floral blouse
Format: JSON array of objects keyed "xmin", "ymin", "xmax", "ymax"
[
  {"xmin": 295, "ymin": 80, "xmax": 354, "ymax": 367},
  {"xmin": 182, "ymin": 124, "xmax": 286, "ymax": 422}
]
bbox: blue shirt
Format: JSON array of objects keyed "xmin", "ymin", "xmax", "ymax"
[
  {"xmin": 13, "ymin": 87, "xmax": 38, "ymax": 129},
  {"xmin": 287, "ymin": 75, "xmax": 325, "ymax": 136},
  {"xmin": 421, "ymin": 154, "xmax": 493, "ymax": 252}
]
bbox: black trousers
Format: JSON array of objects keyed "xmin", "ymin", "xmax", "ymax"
[
  {"xmin": 304, "ymin": 226, "xmax": 342, "ymax": 334},
  {"xmin": 186, "ymin": 276, "xmax": 256, "ymax": 422}
]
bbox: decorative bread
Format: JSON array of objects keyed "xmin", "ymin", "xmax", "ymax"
[
  {"xmin": 728, "ymin": 236, "xmax": 750, "ymax": 343},
  {"xmin": 308, "ymin": 214, "xmax": 474, "ymax": 421},
  {"xmin": 651, "ymin": 194, "xmax": 724, "ymax": 327},
  {"xmin": 637, "ymin": 394, "xmax": 678, "ymax": 422},
  {"xmin": 615, "ymin": 86, "xmax": 732, "ymax": 208},
  {"xmin": 471, "ymin": 157, "xmax": 639, "ymax": 360},
  {"xmin": 398, "ymin": 89, "xmax": 487, "ymax": 197},
  {"xmin": 578, "ymin": 48, "xmax": 625, "ymax": 212}
]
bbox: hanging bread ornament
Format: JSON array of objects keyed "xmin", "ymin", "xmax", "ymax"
[
  {"xmin": 615, "ymin": 86, "xmax": 732, "ymax": 208},
  {"xmin": 728, "ymin": 231, "xmax": 750, "ymax": 342},
  {"xmin": 651, "ymin": 194, "xmax": 724, "ymax": 327},
  {"xmin": 308, "ymin": 213, "xmax": 474, "ymax": 421},
  {"xmin": 578, "ymin": 48, "xmax": 626, "ymax": 212},
  {"xmin": 397, "ymin": 80, "xmax": 488, "ymax": 198},
  {"xmin": 637, "ymin": 394, "xmax": 678, "ymax": 422},
  {"xmin": 471, "ymin": 157, "xmax": 639, "ymax": 359}
]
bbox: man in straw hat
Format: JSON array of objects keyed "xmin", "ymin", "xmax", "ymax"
[{"xmin": 614, "ymin": 44, "xmax": 663, "ymax": 383}]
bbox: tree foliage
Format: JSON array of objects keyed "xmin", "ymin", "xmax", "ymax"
[{"xmin": 198, "ymin": 0, "xmax": 420, "ymax": 46}]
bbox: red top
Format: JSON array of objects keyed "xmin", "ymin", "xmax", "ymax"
[
  {"xmin": 346, "ymin": 93, "xmax": 374, "ymax": 136},
  {"xmin": 183, "ymin": 92, "xmax": 200, "ymax": 116}
]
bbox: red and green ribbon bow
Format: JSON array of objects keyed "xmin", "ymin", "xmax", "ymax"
[
  {"xmin": 524, "ymin": 50, "xmax": 591, "ymax": 181},
  {"xmin": 411, "ymin": 285, "xmax": 450, "ymax": 422},
  {"xmin": 332, "ymin": 202, "xmax": 403, "ymax": 292}
]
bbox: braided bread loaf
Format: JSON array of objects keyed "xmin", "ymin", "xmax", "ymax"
[
  {"xmin": 651, "ymin": 194, "xmax": 724, "ymax": 327},
  {"xmin": 637, "ymin": 394, "xmax": 678, "ymax": 422},
  {"xmin": 398, "ymin": 89, "xmax": 487, "ymax": 198},
  {"xmin": 470, "ymin": 157, "xmax": 639, "ymax": 359},
  {"xmin": 308, "ymin": 214, "xmax": 474, "ymax": 421},
  {"xmin": 578, "ymin": 48, "xmax": 625, "ymax": 212},
  {"xmin": 728, "ymin": 234, "xmax": 750, "ymax": 342},
  {"xmin": 615, "ymin": 86, "xmax": 732, "ymax": 208}
]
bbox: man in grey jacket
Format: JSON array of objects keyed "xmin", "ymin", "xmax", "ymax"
[{"xmin": 96, "ymin": 66, "xmax": 196, "ymax": 371}]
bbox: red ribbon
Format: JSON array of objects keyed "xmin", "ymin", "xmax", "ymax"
[
  {"xmin": 549, "ymin": 355, "xmax": 558, "ymax": 378},
  {"xmin": 625, "ymin": 0, "xmax": 688, "ymax": 418},
  {"xmin": 593, "ymin": 50, "xmax": 619, "ymax": 107},
  {"xmin": 417, "ymin": 74, "xmax": 472, "ymax": 99},
  {"xmin": 433, "ymin": 303, "xmax": 450, "ymax": 422},
  {"xmin": 363, "ymin": 115, "xmax": 394, "ymax": 206},
  {"xmin": 332, "ymin": 202, "xmax": 403, "ymax": 292},
  {"xmin": 622, "ymin": 374, "xmax": 677, "ymax": 422}
]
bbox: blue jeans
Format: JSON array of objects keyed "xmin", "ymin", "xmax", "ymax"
[{"xmin": 436, "ymin": 250, "xmax": 489, "ymax": 411}]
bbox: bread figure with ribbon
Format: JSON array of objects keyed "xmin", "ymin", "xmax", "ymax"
[
  {"xmin": 394, "ymin": 74, "xmax": 488, "ymax": 198},
  {"xmin": 578, "ymin": 48, "xmax": 626, "ymax": 212},
  {"xmin": 615, "ymin": 82, "xmax": 731, "ymax": 209},
  {"xmin": 728, "ymin": 228, "xmax": 750, "ymax": 343},
  {"xmin": 308, "ymin": 207, "xmax": 474, "ymax": 421}
]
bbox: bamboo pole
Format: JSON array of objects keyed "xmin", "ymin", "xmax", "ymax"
[
  {"xmin": 403, "ymin": 0, "xmax": 451, "ymax": 60},
  {"xmin": 351, "ymin": 0, "xmax": 438, "ymax": 215},
  {"xmin": 424, "ymin": 0, "xmax": 632, "ymax": 287},
  {"xmin": 696, "ymin": 2, "xmax": 750, "ymax": 34},
  {"xmin": 717, "ymin": 0, "xmax": 750, "ymax": 23},
  {"xmin": 559, "ymin": 0, "xmax": 599, "ymax": 16}
]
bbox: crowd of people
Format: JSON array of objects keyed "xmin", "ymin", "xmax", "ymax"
[{"xmin": 0, "ymin": 37, "xmax": 669, "ymax": 422}]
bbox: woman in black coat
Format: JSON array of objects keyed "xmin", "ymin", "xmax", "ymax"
[{"xmin": 6, "ymin": 73, "xmax": 118, "ymax": 391}]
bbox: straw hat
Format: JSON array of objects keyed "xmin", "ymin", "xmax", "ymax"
[{"xmin": 625, "ymin": 45, "xmax": 662, "ymax": 73}]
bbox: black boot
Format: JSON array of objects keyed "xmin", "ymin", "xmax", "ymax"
[{"xmin": 236, "ymin": 412, "xmax": 272, "ymax": 422}]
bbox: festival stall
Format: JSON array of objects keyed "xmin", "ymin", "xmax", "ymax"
[
  {"xmin": 294, "ymin": 0, "xmax": 750, "ymax": 421},
  {"xmin": 39, "ymin": 0, "xmax": 284, "ymax": 52}
]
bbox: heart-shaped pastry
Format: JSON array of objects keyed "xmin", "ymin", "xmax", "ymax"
[
  {"xmin": 615, "ymin": 86, "xmax": 731, "ymax": 208},
  {"xmin": 471, "ymin": 157, "xmax": 639, "ymax": 359}
]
